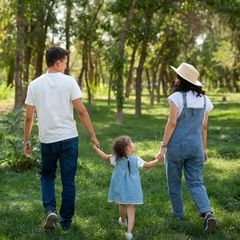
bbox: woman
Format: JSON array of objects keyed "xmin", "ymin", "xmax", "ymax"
[{"xmin": 157, "ymin": 62, "xmax": 216, "ymax": 233}]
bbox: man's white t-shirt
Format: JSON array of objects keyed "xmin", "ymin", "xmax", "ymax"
[
  {"xmin": 25, "ymin": 72, "xmax": 83, "ymax": 143},
  {"xmin": 168, "ymin": 91, "xmax": 214, "ymax": 119}
]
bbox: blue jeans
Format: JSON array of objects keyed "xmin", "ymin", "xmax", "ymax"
[
  {"xmin": 40, "ymin": 137, "xmax": 78, "ymax": 224},
  {"xmin": 166, "ymin": 143, "xmax": 212, "ymax": 218}
]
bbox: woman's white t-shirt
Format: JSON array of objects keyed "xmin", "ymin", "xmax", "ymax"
[{"xmin": 168, "ymin": 91, "xmax": 214, "ymax": 118}]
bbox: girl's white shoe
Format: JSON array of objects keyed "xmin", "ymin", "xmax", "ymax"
[
  {"xmin": 118, "ymin": 217, "xmax": 127, "ymax": 228},
  {"xmin": 126, "ymin": 232, "xmax": 133, "ymax": 240}
]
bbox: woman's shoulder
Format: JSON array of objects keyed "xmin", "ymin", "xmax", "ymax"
[
  {"xmin": 168, "ymin": 92, "xmax": 183, "ymax": 106},
  {"xmin": 169, "ymin": 91, "xmax": 182, "ymax": 98},
  {"xmin": 204, "ymin": 95, "xmax": 214, "ymax": 111}
]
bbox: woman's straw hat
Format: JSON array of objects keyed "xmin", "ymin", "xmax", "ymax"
[{"xmin": 170, "ymin": 62, "xmax": 202, "ymax": 86}]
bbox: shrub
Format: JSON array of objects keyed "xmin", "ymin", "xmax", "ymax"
[{"xmin": 0, "ymin": 109, "xmax": 40, "ymax": 171}]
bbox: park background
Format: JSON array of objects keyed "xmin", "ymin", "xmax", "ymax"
[{"xmin": 0, "ymin": 0, "xmax": 240, "ymax": 239}]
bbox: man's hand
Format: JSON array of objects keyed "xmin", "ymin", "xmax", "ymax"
[
  {"xmin": 91, "ymin": 136, "xmax": 100, "ymax": 148},
  {"xmin": 23, "ymin": 144, "xmax": 32, "ymax": 158}
]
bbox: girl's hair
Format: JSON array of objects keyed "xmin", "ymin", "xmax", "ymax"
[
  {"xmin": 112, "ymin": 135, "xmax": 131, "ymax": 173},
  {"xmin": 170, "ymin": 74, "xmax": 206, "ymax": 97}
]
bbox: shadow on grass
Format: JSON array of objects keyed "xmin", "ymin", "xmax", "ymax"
[{"xmin": 1, "ymin": 94, "xmax": 239, "ymax": 239}]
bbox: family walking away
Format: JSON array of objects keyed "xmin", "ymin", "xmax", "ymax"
[
  {"xmin": 157, "ymin": 62, "xmax": 216, "ymax": 233},
  {"xmin": 23, "ymin": 46, "xmax": 100, "ymax": 231},
  {"xmin": 93, "ymin": 135, "xmax": 162, "ymax": 240}
]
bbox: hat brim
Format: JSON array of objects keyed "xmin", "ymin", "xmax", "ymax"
[{"xmin": 170, "ymin": 66, "xmax": 203, "ymax": 86}]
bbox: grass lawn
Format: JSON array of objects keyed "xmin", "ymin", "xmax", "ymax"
[{"xmin": 0, "ymin": 91, "xmax": 240, "ymax": 240}]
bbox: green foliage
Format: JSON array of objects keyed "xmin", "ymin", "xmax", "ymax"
[
  {"xmin": 0, "ymin": 84, "xmax": 11, "ymax": 100},
  {"xmin": 0, "ymin": 109, "xmax": 40, "ymax": 170}
]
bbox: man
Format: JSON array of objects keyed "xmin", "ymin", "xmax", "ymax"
[{"xmin": 23, "ymin": 46, "xmax": 100, "ymax": 231}]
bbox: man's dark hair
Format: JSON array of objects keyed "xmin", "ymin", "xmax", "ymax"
[
  {"xmin": 170, "ymin": 74, "xmax": 206, "ymax": 97},
  {"xmin": 45, "ymin": 46, "xmax": 70, "ymax": 67}
]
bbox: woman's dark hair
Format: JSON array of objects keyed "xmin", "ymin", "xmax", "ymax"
[
  {"xmin": 170, "ymin": 74, "xmax": 205, "ymax": 97},
  {"xmin": 45, "ymin": 46, "xmax": 70, "ymax": 67},
  {"xmin": 112, "ymin": 135, "xmax": 131, "ymax": 173}
]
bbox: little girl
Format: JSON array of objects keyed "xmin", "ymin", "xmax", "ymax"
[{"xmin": 93, "ymin": 135, "xmax": 161, "ymax": 240}]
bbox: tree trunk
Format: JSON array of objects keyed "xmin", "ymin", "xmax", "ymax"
[
  {"xmin": 22, "ymin": 46, "xmax": 32, "ymax": 104},
  {"xmin": 115, "ymin": 0, "xmax": 137, "ymax": 122},
  {"xmin": 14, "ymin": 0, "xmax": 24, "ymax": 111},
  {"xmin": 108, "ymin": 73, "xmax": 113, "ymax": 106},
  {"xmin": 7, "ymin": 58, "xmax": 14, "ymax": 87},
  {"xmin": 125, "ymin": 41, "xmax": 138, "ymax": 98},
  {"xmin": 98, "ymin": 58, "xmax": 105, "ymax": 86},
  {"xmin": 78, "ymin": 56, "xmax": 85, "ymax": 89},
  {"xmin": 146, "ymin": 69, "xmax": 154, "ymax": 107},
  {"xmin": 89, "ymin": 52, "xmax": 95, "ymax": 83},
  {"xmin": 34, "ymin": 40, "xmax": 45, "ymax": 78},
  {"xmin": 34, "ymin": 0, "xmax": 55, "ymax": 79},
  {"xmin": 65, "ymin": 0, "xmax": 72, "ymax": 75},
  {"xmin": 135, "ymin": 15, "xmax": 151, "ymax": 117}
]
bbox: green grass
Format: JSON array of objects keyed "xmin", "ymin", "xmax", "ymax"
[{"xmin": 0, "ymin": 92, "xmax": 240, "ymax": 239}]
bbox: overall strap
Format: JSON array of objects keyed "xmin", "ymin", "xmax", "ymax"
[
  {"xmin": 182, "ymin": 92, "xmax": 187, "ymax": 107},
  {"xmin": 203, "ymin": 95, "xmax": 206, "ymax": 109}
]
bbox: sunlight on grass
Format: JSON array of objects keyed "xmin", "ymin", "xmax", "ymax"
[
  {"xmin": 0, "ymin": 92, "xmax": 239, "ymax": 239},
  {"xmin": 0, "ymin": 85, "xmax": 14, "ymax": 107}
]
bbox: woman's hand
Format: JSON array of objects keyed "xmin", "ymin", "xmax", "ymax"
[{"xmin": 157, "ymin": 147, "xmax": 166, "ymax": 162}]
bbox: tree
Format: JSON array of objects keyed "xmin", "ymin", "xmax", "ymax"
[
  {"xmin": 14, "ymin": 0, "xmax": 24, "ymax": 111},
  {"xmin": 65, "ymin": 0, "xmax": 73, "ymax": 75},
  {"xmin": 76, "ymin": 0, "xmax": 104, "ymax": 112},
  {"xmin": 110, "ymin": 0, "xmax": 137, "ymax": 122}
]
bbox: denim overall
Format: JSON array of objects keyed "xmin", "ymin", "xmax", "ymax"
[{"xmin": 165, "ymin": 92, "xmax": 212, "ymax": 219}]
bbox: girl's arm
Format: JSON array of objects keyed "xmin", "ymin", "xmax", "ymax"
[
  {"xmin": 92, "ymin": 145, "xmax": 111, "ymax": 161},
  {"xmin": 143, "ymin": 158, "xmax": 162, "ymax": 168}
]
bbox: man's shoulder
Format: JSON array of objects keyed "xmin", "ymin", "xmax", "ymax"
[{"xmin": 57, "ymin": 73, "xmax": 76, "ymax": 83}]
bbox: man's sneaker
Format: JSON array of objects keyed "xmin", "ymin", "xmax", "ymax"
[
  {"xmin": 118, "ymin": 217, "xmax": 127, "ymax": 228},
  {"xmin": 59, "ymin": 221, "xmax": 72, "ymax": 232},
  {"xmin": 204, "ymin": 214, "xmax": 216, "ymax": 233},
  {"xmin": 125, "ymin": 232, "xmax": 133, "ymax": 240},
  {"xmin": 43, "ymin": 211, "xmax": 58, "ymax": 229}
]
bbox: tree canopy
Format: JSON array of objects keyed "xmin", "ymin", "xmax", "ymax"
[{"xmin": 0, "ymin": 0, "xmax": 239, "ymax": 121}]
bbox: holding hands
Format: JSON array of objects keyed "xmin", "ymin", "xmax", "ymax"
[{"xmin": 156, "ymin": 145, "xmax": 167, "ymax": 162}]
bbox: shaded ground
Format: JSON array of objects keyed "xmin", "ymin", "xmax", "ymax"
[{"xmin": 0, "ymin": 106, "xmax": 13, "ymax": 115}]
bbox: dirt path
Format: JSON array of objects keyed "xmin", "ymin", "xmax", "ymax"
[{"xmin": 0, "ymin": 106, "xmax": 13, "ymax": 114}]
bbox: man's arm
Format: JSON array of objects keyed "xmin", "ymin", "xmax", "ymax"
[
  {"xmin": 23, "ymin": 105, "xmax": 35, "ymax": 157},
  {"xmin": 72, "ymin": 98, "xmax": 100, "ymax": 148}
]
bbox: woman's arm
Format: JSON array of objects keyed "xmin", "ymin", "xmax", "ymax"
[
  {"xmin": 157, "ymin": 101, "xmax": 178, "ymax": 160},
  {"xmin": 202, "ymin": 113, "xmax": 209, "ymax": 162}
]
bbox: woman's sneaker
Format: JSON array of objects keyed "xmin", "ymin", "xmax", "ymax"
[
  {"xmin": 126, "ymin": 232, "xmax": 133, "ymax": 240},
  {"xmin": 43, "ymin": 210, "xmax": 58, "ymax": 229},
  {"xmin": 118, "ymin": 217, "xmax": 127, "ymax": 228},
  {"xmin": 204, "ymin": 214, "xmax": 216, "ymax": 233}
]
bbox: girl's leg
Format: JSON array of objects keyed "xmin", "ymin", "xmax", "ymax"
[
  {"xmin": 127, "ymin": 204, "xmax": 135, "ymax": 233},
  {"xmin": 119, "ymin": 204, "xmax": 127, "ymax": 222}
]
